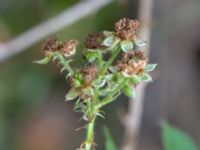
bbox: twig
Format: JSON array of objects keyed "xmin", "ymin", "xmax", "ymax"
[
  {"xmin": 121, "ymin": 0, "xmax": 154, "ymax": 150},
  {"xmin": 0, "ymin": 0, "xmax": 112, "ymax": 62}
]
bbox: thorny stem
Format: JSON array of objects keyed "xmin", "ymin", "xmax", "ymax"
[{"xmin": 54, "ymin": 52, "xmax": 74, "ymax": 75}]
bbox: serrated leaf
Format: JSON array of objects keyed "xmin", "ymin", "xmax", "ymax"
[
  {"xmin": 145, "ymin": 64, "xmax": 157, "ymax": 72},
  {"xmin": 33, "ymin": 57, "xmax": 51, "ymax": 65},
  {"xmin": 103, "ymin": 36, "xmax": 114, "ymax": 47},
  {"xmin": 140, "ymin": 73, "xmax": 152, "ymax": 82},
  {"xmin": 120, "ymin": 40, "xmax": 133, "ymax": 53},
  {"xmin": 103, "ymin": 127, "xmax": 118, "ymax": 150},
  {"xmin": 65, "ymin": 88, "xmax": 78, "ymax": 101},
  {"xmin": 161, "ymin": 121, "xmax": 198, "ymax": 150}
]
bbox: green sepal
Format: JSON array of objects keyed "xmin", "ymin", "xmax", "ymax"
[
  {"xmin": 120, "ymin": 40, "xmax": 133, "ymax": 53},
  {"xmin": 134, "ymin": 38, "xmax": 146, "ymax": 47},
  {"xmin": 145, "ymin": 64, "xmax": 157, "ymax": 72},
  {"xmin": 84, "ymin": 50, "xmax": 97, "ymax": 62},
  {"xmin": 33, "ymin": 57, "xmax": 51, "ymax": 65},
  {"xmin": 140, "ymin": 73, "xmax": 152, "ymax": 82},
  {"xmin": 103, "ymin": 36, "xmax": 114, "ymax": 47},
  {"xmin": 65, "ymin": 88, "xmax": 78, "ymax": 101}
]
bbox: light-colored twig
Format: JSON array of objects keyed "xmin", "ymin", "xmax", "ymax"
[
  {"xmin": 0, "ymin": 0, "xmax": 112, "ymax": 62},
  {"xmin": 121, "ymin": 0, "xmax": 154, "ymax": 150}
]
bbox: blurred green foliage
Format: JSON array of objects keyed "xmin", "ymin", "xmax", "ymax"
[
  {"xmin": 103, "ymin": 126, "xmax": 118, "ymax": 150},
  {"xmin": 161, "ymin": 121, "xmax": 198, "ymax": 150}
]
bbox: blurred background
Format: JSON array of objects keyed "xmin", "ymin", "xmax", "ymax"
[{"xmin": 0, "ymin": 0, "xmax": 200, "ymax": 150}]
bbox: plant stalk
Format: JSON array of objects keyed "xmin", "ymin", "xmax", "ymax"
[{"xmin": 85, "ymin": 116, "xmax": 96, "ymax": 150}]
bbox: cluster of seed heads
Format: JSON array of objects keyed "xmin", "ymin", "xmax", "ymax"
[{"xmin": 35, "ymin": 18, "xmax": 156, "ymax": 150}]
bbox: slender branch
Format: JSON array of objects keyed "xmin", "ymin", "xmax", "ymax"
[
  {"xmin": 121, "ymin": 0, "xmax": 154, "ymax": 150},
  {"xmin": 0, "ymin": 0, "xmax": 112, "ymax": 62},
  {"xmin": 97, "ymin": 78, "xmax": 128, "ymax": 109}
]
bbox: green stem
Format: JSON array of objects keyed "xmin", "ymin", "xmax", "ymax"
[
  {"xmin": 101, "ymin": 46, "xmax": 121, "ymax": 75},
  {"xmin": 85, "ymin": 116, "xmax": 96, "ymax": 150},
  {"xmin": 97, "ymin": 78, "xmax": 128, "ymax": 109},
  {"xmin": 55, "ymin": 52, "xmax": 74, "ymax": 75}
]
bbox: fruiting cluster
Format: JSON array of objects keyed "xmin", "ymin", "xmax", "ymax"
[{"xmin": 35, "ymin": 18, "xmax": 156, "ymax": 150}]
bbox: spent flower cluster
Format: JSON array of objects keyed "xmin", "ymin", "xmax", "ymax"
[{"xmin": 35, "ymin": 18, "xmax": 156, "ymax": 150}]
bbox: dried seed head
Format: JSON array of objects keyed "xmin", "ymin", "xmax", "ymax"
[
  {"xmin": 42, "ymin": 36, "xmax": 61, "ymax": 52},
  {"xmin": 118, "ymin": 51, "xmax": 148, "ymax": 75},
  {"xmin": 85, "ymin": 32, "xmax": 106, "ymax": 49},
  {"xmin": 115, "ymin": 18, "xmax": 140, "ymax": 41},
  {"xmin": 81, "ymin": 64, "xmax": 98, "ymax": 86},
  {"xmin": 61, "ymin": 40, "xmax": 79, "ymax": 57}
]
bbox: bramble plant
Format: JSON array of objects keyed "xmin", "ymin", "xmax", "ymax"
[{"xmin": 34, "ymin": 18, "xmax": 156, "ymax": 150}]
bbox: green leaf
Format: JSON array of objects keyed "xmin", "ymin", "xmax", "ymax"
[
  {"xmin": 103, "ymin": 36, "xmax": 114, "ymax": 47},
  {"xmin": 103, "ymin": 127, "xmax": 118, "ymax": 150},
  {"xmin": 161, "ymin": 121, "xmax": 198, "ymax": 150},
  {"xmin": 145, "ymin": 64, "xmax": 157, "ymax": 72},
  {"xmin": 140, "ymin": 73, "xmax": 152, "ymax": 82},
  {"xmin": 120, "ymin": 40, "xmax": 133, "ymax": 53},
  {"xmin": 33, "ymin": 57, "xmax": 51, "ymax": 65},
  {"xmin": 65, "ymin": 88, "xmax": 78, "ymax": 101}
]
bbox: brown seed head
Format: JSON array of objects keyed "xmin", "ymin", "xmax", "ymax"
[
  {"xmin": 115, "ymin": 18, "xmax": 140, "ymax": 41},
  {"xmin": 85, "ymin": 32, "xmax": 106, "ymax": 49},
  {"xmin": 61, "ymin": 40, "xmax": 79, "ymax": 57},
  {"xmin": 81, "ymin": 64, "xmax": 98, "ymax": 86},
  {"xmin": 118, "ymin": 51, "xmax": 148, "ymax": 75},
  {"xmin": 42, "ymin": 36, "xmax": 61, "ymax": 52}
]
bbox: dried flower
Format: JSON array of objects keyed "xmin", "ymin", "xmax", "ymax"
[
  {"xmin": 118, "ymin": 51, "xmax": 148, "ymax": 76},
  {"xmin": 61, "ymin": 40, "xmax": 79, "ymax": 57},
  {"xmin": 42, "ymin": 36, "xmax": 61, "ymax": 52},
  {"xmin": 85, "ymin": 32, "xmax": 105, "ymax": 49},
  {"xmin": 81, "ymin": 64, "xmax": 98, "ymax": 86},
  {"xmin": 115, "ymin": 18, "xmax": 140, "ymax": 41}
]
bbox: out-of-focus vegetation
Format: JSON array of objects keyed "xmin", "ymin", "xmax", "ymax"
[{"xmin": 161, "ymin": 122, "xmax": 198, "ymax": 150}]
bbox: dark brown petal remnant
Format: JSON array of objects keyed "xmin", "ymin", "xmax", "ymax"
[
  {"xmin": 85, "ymin": 32, "xmax": 105, "ymax": 49},
  {"xmin": 61, "ymin": 40, "xmax": 79, "ymax": 57},
  {"xmin": 115, "ymin": 18, "xmax": 140, "ymax": 41},
  {"xmin": 42, "ymin": 36, "xmax": 61, "ymax": 52},
  {"xmin": 81, "ymin": 64, "xmax": 98, "ymax": 86},
  {"xmin": 118, "ymin": 50, "xmax": 148, "ymax": 75}
]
